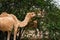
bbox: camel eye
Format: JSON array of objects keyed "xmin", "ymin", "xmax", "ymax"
[{"xmin": 31, "ymin": 14, "xmax": 33, "ymax": 15}]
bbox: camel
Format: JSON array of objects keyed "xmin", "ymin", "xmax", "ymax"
[{"xmin": 0, "ymin": 12, "xmax": 36, "ymax": 40}]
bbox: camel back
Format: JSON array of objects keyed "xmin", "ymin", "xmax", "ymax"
[{"xmin": 0, "ymin": 12, "xmax": 19, "ymax": 22}]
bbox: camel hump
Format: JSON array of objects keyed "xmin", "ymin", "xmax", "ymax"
[{"xmin": 0, "ymin": 12, "xmax": 9, "ymax": 17}]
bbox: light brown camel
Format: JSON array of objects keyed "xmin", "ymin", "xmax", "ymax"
[{"xmin": 0, "ymin": 12, "xmax": 36, "ymax": 40}]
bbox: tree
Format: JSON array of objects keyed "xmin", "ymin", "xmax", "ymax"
[{"xmin": 0, "ymin": 0, "xmax": 60, "ymax": 40}]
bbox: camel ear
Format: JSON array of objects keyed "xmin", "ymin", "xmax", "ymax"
[
  {"xmin": 28, "ymin": 14, "xmax": 32, "ymax": 18},
  {"xmin": 26, "ymin": 13, "xmax": 30, "ymax": 18}
]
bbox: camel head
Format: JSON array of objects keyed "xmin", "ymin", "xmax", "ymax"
[{"xmin": 26, "ymin": 12, "xmax": 36, "ymax": 18}]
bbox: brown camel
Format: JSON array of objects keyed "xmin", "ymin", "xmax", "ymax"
[{"xmin": 0, "ymin": 12, "xmax": 36, "ymax": 40}]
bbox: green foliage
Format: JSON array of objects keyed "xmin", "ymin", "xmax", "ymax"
[{"xmin": 0, "ymin": 0, "xmax": 60, "ymax": 40}]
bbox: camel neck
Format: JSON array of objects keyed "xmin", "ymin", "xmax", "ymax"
[{"xmin": 19, "ymin": 15, "xmax": 30, "ymax": 27}]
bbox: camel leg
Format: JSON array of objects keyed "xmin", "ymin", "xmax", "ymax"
[
  {"xmin": 14, "ymin": 26, "xmax": 18, "ymax": 40},
  {"xmin": 7, "ymin": 31, "xmax": 11, "ymax": 40}
]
